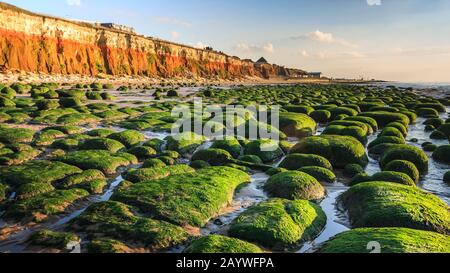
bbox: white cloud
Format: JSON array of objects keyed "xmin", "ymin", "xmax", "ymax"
[
  {"xmin": 234, "ymin": 43, "xmax": 275, "ymax": 54},
  {"xmin": 343, "ymin": 51, "xmax": 367, "ymax": 58},
  {"xmin": 153, "ymin": 16, "xmax": 192, "ymax": 28},
  {"xmin": 170, "ymin": 31, "xmax": 179, "ymax": 40},
  {"xmin": 291, "ymin": 30, "xmax": 357, "ymax": 48},
  {"xmin": 300, "ymin": 50, "xmax": 309, "ymax": 57},
  {"xmin": 367, "ymin": 0, "xmax": 382, "ymax": 6},
  {"xmin": 67, "ymin": 0, "xmax": 81, "ymax": 6}
]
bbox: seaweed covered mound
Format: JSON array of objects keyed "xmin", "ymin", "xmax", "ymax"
[
  {"xmin": 339, "ymin": 182, "xmax": 450, "ymax": 234},
  {"xmin": 317, "ymin": 228, "xmax": 450, "ymax": 253},
  {"xmin": 70, "ymin": 201, "xmax": 189, "ymax": 250},
  {"xmin": 264, "ymin": 171, "xmax": 326, "ymax": 201},
  {"xmin": 184, "ymin": 235, "xmax": 262, "ymax": 253},
  {"xmin": 112, "ymin": 167, "xmax": 250, "ymax": 227},
  {"xmin": 229, "ymin": 199, "xmax": 326, "ymax": 249},
  {"xmin": 290, "ymin": 135, "xmax": 368, "ymax": 168}
]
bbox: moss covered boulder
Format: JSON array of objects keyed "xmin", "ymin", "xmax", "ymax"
[
  {"xmin": 0, "ymin": 144, "xmax": 41, "ymax": 166},
  {"xmin": 70, "ymin": 201, "xmax": 189, "ymax": 250},
  {"xmin": 211, "ymin": 138, "xmax": 242, "ymax": 158},
  {"xmin": 279, "ymin": 153, "xmax": 333, "ymax": 170},
  {"xmin": 383, "ymin": 160, "xmax": 420, "ymax": 184},
  {"xmin": 28, "ymin": 230, "xmax": 80, "ymax": 249},
  {"xmin": 57, "ymin": 150, "xmax": 137, "ymax": 174},
  {"xmin": 0, "ymin": 126, "xmax": 35, "ymax": 144},
  {"xmin": 124, "ymin": 165, "xmax": 195, "ymax": 183},
  {"xmin": 264, "ymin": 171, "xmax": 326, "ymax": 200},
  {"xmin": 339, "ymin": 182, "xmax": 450, "ymax": 234},
  {"xmin": 165, "ymin": 132, "xmax": 206, "ymax": 155},
  {"xmin": 298, "ymin": 166, "xmax": 336, "ymax": 183},
  {"xmin": 86, "ymin": 238, "xmax": 133, "ymax": 253},
  {"xmin": 350, "ymin": 171, "xmax": 416, "ymax": 187},
  {"xmin": 108, "ymin": 130, "xmax": 145, "ymax": 148},
  {"xmin": 191, "ymin": 148, "xmax": 233, "ymax": 166},
  {"xmin": 380, "ymin": 145, "xmax": 429, "ymax": 173},
  {"xmin": 112, "ymin": 167, "xmax": 250, "ymax": 227},
  {"xmin": 359, "ymin": 111, "xmax": 410, "ymax": 127},
  {"xmin": 58, "ymin": 169, "xmax": 107, "ymax": 194},
  {"xmin": 229, "ymin": 199, "xmax": 326, "ymax": 249},
  {"xmin": 290, "ymin": 135, "xmax": 368, "ymax": 168},
  {"xmin": 79, "ymin": 138, "xmax": 126, "ymax": 153},
  {"xmin": 184, "ymin": 235, "xmax": 262, "ymax": 253},
  {"xmin": 126, "ymin": 146, "xmax": 157, "ymax": 160},
  {"xmin": 4, "ymin": 189, "xmax": 89, "ymax": 222},
  {"xmin": 279, "ymin": 112, "xmax": 317, "ymax": 137},
  {"xmin": 0, "ymin": 160, "xmax": 82, "ymax": 186},
  {"xmin": 432, "ymin": 145, "xmax": 450, "ymax": 164},
  {"xmin": 243, "ymin": 139, "xmax": 284, "ymax": 163},
  {"xmin": 317, "ymin": 228, "xmax": 450, "ymax": 253}
]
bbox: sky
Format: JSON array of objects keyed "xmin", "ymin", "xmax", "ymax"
[{"xmin": 4, "ymin": 0, "xmax": 450, "ymax": 82}]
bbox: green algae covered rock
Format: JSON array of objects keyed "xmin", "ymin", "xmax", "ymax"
[
  {"xmin": 383, "ymin": 160, "xmax": 420, "ymax": 184},
  {"xmin": 243, "ymin": 139, "xmax": 284, "ymax": 163},
  {"xmin": 108, "ymin": 130, "xmax": 145, "ymax": 148},
  {"xmin": 432, "ymin": 145, "xmax": 450, "ymax": 164},
  {"xmin": 298, "ymin": 166, "xmax": 337, "ymax": 183},
  {"xmin": 86, "ymin": 238, "xmax": 133, "ymax": 253},
  {"xmin": 112, "ymin": 167, "xmax": 250, "ymax": 227},
  {"xmin": 126, "ymin": 146, "xmax": 157, "ymax": 160},
  {"xmin": 229, "ymin": 199, "xmax": 326, "ymax": 249},
  {"xmin": 279, "ymin": 112, "xmax": 317, "ymax": 137},
  {"xmin": 350, "ymin": 171, "xmax": 416, "ymax": 187},
  {"xmin": 317, "ymin": 228, "xmax": 450, "ymax": 253},
  {"xmin": 210, "ymin": 138, "xmax": 242, "ymax": 159},
  {"xmin": 79, "ymin": 138, "xmax": 126, "ymax": 153},
  {"xmin": 0, "ymin": 126, "xmax": 35, "ymax": 144},
  {"xmin": 184, "ymin": 235, "xmax": 263, "ymax": 254},
  {"xmin": 344, "ymin": 164, "xmax": 365, "ymax": 178},
  {"xmin": 279, "ymin": 153, "xmax": 333, "ymax": 170},
  {"xmin": 28, "ymin": 230, "xmax": 80, "ymax": 249},
  {"xmin": 264, "ymin": 171, "xmax": 326, "ymax": 201},
  {"xmin": 0, "ymin": 144, "xmax": 41, "ymax": 166},
  {"xmin": 191, "ymin": 148, "xmax": 233, "ymax": 166},
  {"xmin": 57, "ymin": 150, "xmax": 136, "ymax": 174},
  {"xmin": 4, "ymin": 189, "xmax": 89, "ymax": 222},
  {"xmin": 70, "ymin": 201, "xmax": 189, "ymax": 250},
  {"xmin": 165, "ymin": 132, "xmax": 206, "ymax": 155},
  {"xmin": 124, "ymin": 165, "xmax": 195, "ymax": 183},
  {"xmin": 59, "ymin": 169, "xmax": 107, "ymax": 194},
  {"xmin": 290, "ymin": 135, "xmax": 368, "ymax": 168},
  {"xmin": 339, "ymin": 182, "xmax": 450, "ymax": 234},
  {"xmin": 359, "ymin": 111, "xmax": 410, "ymax": 127},
  {"xmin": 0, "ymin": 160, "xmax": 82, "ymax": 186},
  {"xmin": 380, "ymin": 145, "xmax": 429, "ymax": 173}
]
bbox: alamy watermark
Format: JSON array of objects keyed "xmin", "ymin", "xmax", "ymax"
[{"xmin": 171, "ymin": 98, "xmax": 281, "ymax": 152}]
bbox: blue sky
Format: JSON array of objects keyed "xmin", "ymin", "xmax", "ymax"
[{"xmin": 4, "ymin": 0, "xmax": 450, "ymax": 82}]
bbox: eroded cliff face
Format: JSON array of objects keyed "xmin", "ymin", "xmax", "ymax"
[{"xmin": 0, "ymin": 2, "xmax": 305, "ymax": 80}]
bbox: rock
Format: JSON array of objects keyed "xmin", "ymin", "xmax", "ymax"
[
  {"xmin": 290, "ymin": 135, "xmax": 368, "ymax": 168},
  {"xmin": 108, "ymin": 130, "xmax": 145, "ymax": 148},
  {"xmin": 191, "ymin": 148, "xmax": 233, "ymax": 166},
  {"xmin": 432, "ymin": 145, "xmax": 450, "ymax": 164},
  {"xmin": 380, "ymin": 145, "xmax": 429, "ymax": 173},
  {"xmin": 229, "ymin": 199, "xmax": 326, "ymax": 249},
  {"xmin": 279, "ymin": 153, "xmax": 332, "ymax": 170},
  {"xmin": 317, "ymin": 228, "xmax": 450, "ymax": 253},
  {"xmin": 28, "ymin": 230, "xmax": 80, "ymax": 249},
  {"xmin": 57, "ymin": 150, "xmax": 137, "ymax": 174},
  {"xmin": 79, "ymin": 138, "xmax": 126, "ymax": 153},
  {"xmin": 339, "ymin": 182, "xmax": 450, "ymax": 234},
  {"xmin": 184, "ymin": 235, "xmax": 262, "ymax": 253},
  {"xmin": 123, "ymin": 165, "xmax": 195, "ymax": 183},
  {"xmin": 112, "ymin": 167, "xmax": 250, "ymax": 227},
  {"xmin": 70, "ymin": 201, "xmax": 189, "ymax": 250},
  {"xmin": 264, "ymin": 171, "xmax": 326, "ymax": 201},
  {"xmin": 243, "ymin": 139, "xmax": 284, "ymax": 163}
]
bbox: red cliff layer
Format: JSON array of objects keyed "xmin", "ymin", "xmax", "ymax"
[{"xmin": 0, "ymin": 2, "xmax": 305, "ymax": 80}]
